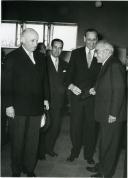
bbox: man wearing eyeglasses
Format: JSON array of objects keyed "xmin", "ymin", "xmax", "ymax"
[{"xmin": 87, "ymin": 40, "xmax": 126, "ymax": 178}]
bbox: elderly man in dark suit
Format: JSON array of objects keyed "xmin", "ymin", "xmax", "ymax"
[
  {"xmin": 5, "ymin": 28, "xmax": 49, "ymax": 177},
  {"xmin": 40, "ymin": 38, "xmax": 67, "ymax": 157},
  {"xmin": 87, "ymin": 40, "xmax": 126, "ymax": 178},
  {"xmin": 66, "ymin": 29, "xmax": 101, "ymax": 164}
]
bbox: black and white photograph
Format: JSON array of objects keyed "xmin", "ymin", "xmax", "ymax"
[{"xmin": 1, "ymin": 1, "xmax": 128, "ymax": 177}]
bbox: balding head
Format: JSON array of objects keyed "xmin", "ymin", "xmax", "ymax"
[
  {"xmin": 94, "ymin": 40, "xmax": 114, "ymax": 63},
  {"xmin": 21, "ymin": 28, "xmax": 39, "ymax": 52}
]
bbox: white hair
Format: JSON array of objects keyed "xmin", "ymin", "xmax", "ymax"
[
  {"xmin": 21, "ymin": 28, "xmax": 38, "ymax": 37},
  {"xmin": 96, "ymin": 40, "xmax": 114, "ymax": 54}
]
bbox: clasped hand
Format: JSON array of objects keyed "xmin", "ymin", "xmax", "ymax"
[
  {"xmin": 89, "ymin": 88, "xmax": 96, "ymax": 95},
  {"xmin": 68, "ymin": 84, "xmax": 81, "ymax": 95},
  {"xmin": 69, "ymin": 85, "xmax": 97, "ymax": 96},
  {"xmin": 44, "ymin": 100, "xmax": 49, "ymax": 110}
]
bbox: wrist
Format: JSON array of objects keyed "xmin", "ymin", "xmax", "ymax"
[{"xmin": 68, "ymin": 84, "xmax": 74, "ymax": 90}]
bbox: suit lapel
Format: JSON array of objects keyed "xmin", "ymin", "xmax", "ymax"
[
  {"xmin": 33, "ymin": 52, "xmax": 42, "ymax": 73},
  {"xmin": 95, "ymin": 56, "xmax": 113, "ymax": 88},
  {"xmin": 47, "ymin": 55, "xmax": 57, "ymax": 73},
  {"xmin": 49, "ymin": 55, "xmax": 61, "ymax": 73},
  {"xmin": 17, "ymin": 47, "xmax": 43, "ymax": 81},
  {"xmin": 80, "ymin": 47, "xmax": 97, "ymax": 70},
  {"xmin": 20, "ymin": 46, "xmax": 36, "ymax": 67},
  {"xmin": 90, "ymin": 57, "xmax": 98, "ymax": 70},
  {"xmin": 79, "ymin": 47, "xmax": 88, "ymax": 68},
  {"xmin": 99, "ymin": 57, "xmax": 112, "ymax": 78},
  {"xmin": 58, "ymin": 58, "xmax": 64, "ymax": 73}
]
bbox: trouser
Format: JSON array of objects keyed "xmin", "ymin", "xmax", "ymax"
[
  {"xmin": 45, "ymin": 107, "xmax": 62, "ymax": 152},
  {"xmin": 99, "ymin": 122, "xmax": 122, "ymax": 177},
  {"xmin": 38, "ymin": 127, "xmax": 47, "ymax": 158},
  {"xmin": 123, "ymin": 149, "xmax": 127, "ymax": 178},
  {"xmin": 9, "ymin": 115, "xmax": 41, "ymax": 175},
  {"xmin": 70, "ymin": 94, "xmax": 97, "ymax": 158}
]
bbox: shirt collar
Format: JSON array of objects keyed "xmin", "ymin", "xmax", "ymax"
[
  {"xmin": 102, "ymin": 55, "xmax": 111, "ymax": 66},
  {"xmin": 51, "ymin": 54, "xmax": 59, "ymax": 62},
  {"xmin": 85, "ymin": 47, "xmax": 95, "ymax": 55},
  {"xmin": 22, "ymin": 45, "xmax": 33, "ymax": 56}
]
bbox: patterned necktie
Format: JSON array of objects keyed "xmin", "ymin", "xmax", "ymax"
[
  {"xmin": 87, "ymin": 50, "xmax": 92, "ymax": 68},
  {"xmin": 55, "ymin": 58, "xmax": 58, "ymax": 71}
]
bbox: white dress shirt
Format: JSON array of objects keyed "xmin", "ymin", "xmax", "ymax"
[
  {"xmin": 85, "ymin": 47, "xmax": 95, "ymax": 66},
  {"xmin": 22, "ymin": 46, "xmax": 36, "ymax": 64},
  {"xmin": 51, "ymin": 55, "xmax": 59, "ymax": 71}
]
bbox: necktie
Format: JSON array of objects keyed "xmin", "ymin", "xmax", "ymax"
[
  {"xmin": 87, "ymin": 50, "xmax": 92, "ymax": 68},
  {"xmin": 29, "ymin": 52, "xmax": 36, "ymax": 64},
  {"xmin": 55, "ymin": 58, "xmax": 58, "ymax": 71}
]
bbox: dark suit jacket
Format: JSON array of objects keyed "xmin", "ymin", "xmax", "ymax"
[
  {"xmin": 46, "ymin": 55, "xmax": 67, "ymax": 108},
  {"xmin": 5, "ymin": 46, "xmax": 49, "ymax": 116},
  {"xmin": 94, "ymin": 56, "xmax": 126, "ymax": 123},
  {"xmin": 66, "ymin": 47, "xmax": 101, "ymax": 91}
]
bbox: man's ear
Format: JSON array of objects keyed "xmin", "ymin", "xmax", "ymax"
[
  {"xmin": 84, "ymin": 36, "xmax": 86, "ymax": 43},
  {"xmin": 21, "ymin": 36, "xmax": 25, "ymax": 44}
]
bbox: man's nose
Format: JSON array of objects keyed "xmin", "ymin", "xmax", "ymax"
[
  {"xmin": 94, "ymin": 52, "xmax": 97, "ymax": 57},
  {"xmin": 56, "ymin": 49, "xmax": 60, "ymax": 53},
  {"xmin": 34, "ymin": 41, "xmax": 38, "ymax": 46}
]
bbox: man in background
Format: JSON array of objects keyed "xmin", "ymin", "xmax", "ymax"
[
  {"xmin": 5, "ymin": 28, "xmax": 49, "ymax": 177},
  {"xmin": 66, "ymin": 29, "xmax": 101, "ymax": 164},
  {"xmin": 35, "ymin": 42, "xmax": 47, "ymax": 56}
]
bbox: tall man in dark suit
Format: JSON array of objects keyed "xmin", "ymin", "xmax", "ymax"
[
  {"xmin": 87, "ymin": 40, "xmax": 126, "ymax": 178},
  {"xmin": 5, "ymin": 28, "xmax": 49, "ymax": 177},
  {"xmin": 66, "ymin": 29, "xmax": 101, "ymax": 164},
  {"xmin": 43, "ymin": 39, "xmax": 67, "ymax": 157}
]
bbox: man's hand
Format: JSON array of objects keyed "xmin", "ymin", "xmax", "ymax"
[
  {"xmin": 40, "ymin": 114, "xmax": 46, "ymax": 128},
  {"xmin": 44, "ymin": 100, "xmax": 49, "ymax": 110},
  {"xmin": 68, "ymin": 84, "xmax": 81, "ymax": 95},
  {"xmin": 108, "ymin": 115, "xmax": 116, "ymax": 123},
  {"xmin": 89, "ymin": 88, "xmax": 96, "ymax": 95},
  {"xmin": 6, "ymin": 106, "xmax": 15, "ymax": 118}
]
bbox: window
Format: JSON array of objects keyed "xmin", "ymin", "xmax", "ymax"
[
  {"xmin": 1, "ymin": 21, "xmax": 78, "ymax": 51},
  {"xmin": 16, "ymin": 23, "xmax": 22, "ymax": 46},
  {"xmin": 1, "ymin": 23, "xmax": 17, "ymax": 48},
  {"xmin": 51, "ymin": 24, "xmax": 77, "ymax": 51}
]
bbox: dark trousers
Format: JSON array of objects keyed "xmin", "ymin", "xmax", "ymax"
[
  {"xmin": 44, "ymin": 107, "xmax": 62, "ymax": 152},
  {"xmin": 9, "ymin": 115, "xmax": 41, "ymax": 175},
  {"xmin": 70, "ymin": 94, "xmax": 97, "ymax": 158},
  {"xmin": 38, "ymin": 128, "xmax": 46, "ymax": 158},
  {"xmin": 99, "ymin": 122, "xmax": 122, "ymax": 177},
  {"xmin": 123, "ymin": 149, "xmax": 127, "ymax": 178}
]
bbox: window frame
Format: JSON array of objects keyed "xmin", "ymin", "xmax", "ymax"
[{"xmin": 1, "ymin": 20, "xmax": 78, "ymax": 51}]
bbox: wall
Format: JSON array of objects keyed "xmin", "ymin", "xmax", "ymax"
[{"xmin": 2, "ymin": 1, "xmax": 128, "ymax": 48}]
